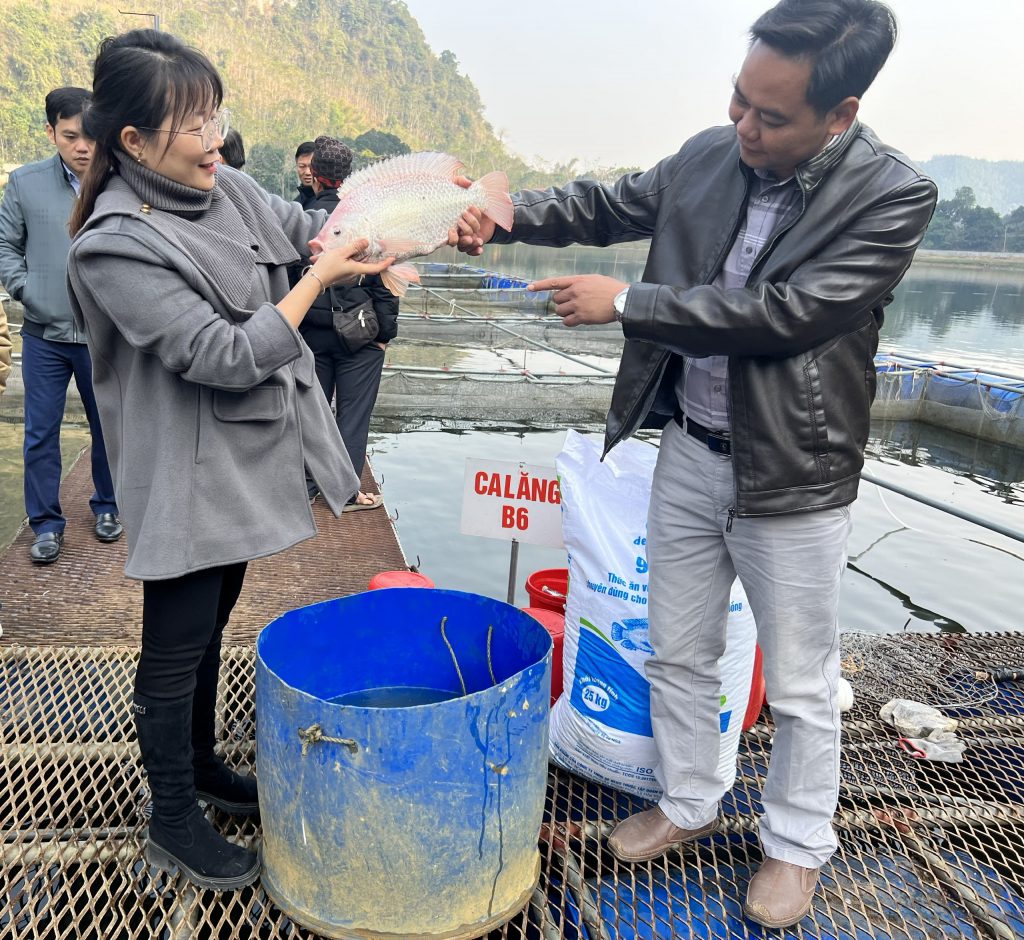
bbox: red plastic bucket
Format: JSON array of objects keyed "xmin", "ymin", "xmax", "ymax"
[
  {"xmin": 367, "ymin": 570, "xmax": 436, "ymax": 590},
  {"xmin": 521, "ymin": 607, "xmax": 565, "ymax": 704},
  {"xmin": 524, "ymin": 568, "xmax": 568, "ymax": 614},
  {"xmin": 742, "ymin": 644, "xmax": 766, "ymax": 731}
]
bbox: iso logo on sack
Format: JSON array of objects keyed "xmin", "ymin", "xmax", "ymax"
[{"xmin": 581, "ymin": 683, "xmax": 611, "ymax": 713}]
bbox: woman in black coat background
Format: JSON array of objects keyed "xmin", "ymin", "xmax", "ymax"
[{"xmin": 300, "ymin": 136, "xmax": 398, "ymax": 509}]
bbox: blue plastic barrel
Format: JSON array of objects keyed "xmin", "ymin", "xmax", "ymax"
[{"xmin": 256, "ymin": 587, "xmax": 552, "ymax": 939}]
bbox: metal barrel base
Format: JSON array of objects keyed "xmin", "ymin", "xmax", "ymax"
[{"xmin": 260, "ymin": 857, "xmax": 538, "ymax": 940}]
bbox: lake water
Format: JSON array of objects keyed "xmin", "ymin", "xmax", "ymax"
[
  {"xmin": 370, "ymin": 246, "xmax": 1024, "ymax": 634},
  {"xmin": 475, "ymin": 243, "xmax": 1024, "ymax": 373},
  {"xmin": 2, "ymin": 247, "xmax": 1023, "ymax": 634}
]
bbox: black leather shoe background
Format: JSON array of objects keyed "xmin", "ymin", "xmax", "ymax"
[
  {"xmin": 94, "ymin": 513, "xmax": 123, "ymax": 543},
  {"xmin": 30, "ymin": 531, "xmax": 63, "ymax": 564}
]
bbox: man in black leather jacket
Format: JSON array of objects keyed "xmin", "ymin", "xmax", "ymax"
[{"xmin": 453, "ymin": 0, "xmax": 936, "ymax": 928}]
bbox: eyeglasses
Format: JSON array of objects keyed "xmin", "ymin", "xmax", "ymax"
[{"xmin": 138, "ymin": 109, "xmax": 230, "ymax": 153}]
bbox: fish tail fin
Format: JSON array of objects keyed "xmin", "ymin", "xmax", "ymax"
[
  {"xmin": 476, "ymin": 171, "xmax": 514, "ymax": 231},
  {"xmin": 380, "ymin": 262, "xmax": 421, "ymax": 297}
]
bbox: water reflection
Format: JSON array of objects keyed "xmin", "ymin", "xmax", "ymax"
[
  {"xmin": 364, "ymin": 420, "xmax": 1024, "ymax": 634},
  {"xmin": 384, "ymin": 341, "xmax": 617, "ymax": 376},
  {"xmin": 870, "ymin": 418, "xmax": 1024, "ymax": 499},
  {"xmin": 884, "ymin": 263, "xmax": 1024, "ymax": 368},
  {"xmin": 849, "ymin": 417, "xmax": 1024, "ymax": 632},
  {"xmin": 457, "ymin": 243, "xmax": 1024, "ymax": 373}
]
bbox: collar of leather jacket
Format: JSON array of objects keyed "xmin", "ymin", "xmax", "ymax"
[{"xmin": 787, "ymin": 119, "xmax": 862, "ymax": 195}]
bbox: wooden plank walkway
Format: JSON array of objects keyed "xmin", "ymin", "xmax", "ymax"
[{"xmin": 0, "ymin": 449, "xmax": 408, "ymax": 646}]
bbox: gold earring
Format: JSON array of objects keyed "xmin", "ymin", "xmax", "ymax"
[{"xmin": 136, "ymin": 151, "xmax": 144, "ymax": 163}]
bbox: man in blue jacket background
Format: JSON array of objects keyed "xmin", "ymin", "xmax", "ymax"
[{"xmin": 0, "ymin": 87, "xmax": 121, "ymax": 564}]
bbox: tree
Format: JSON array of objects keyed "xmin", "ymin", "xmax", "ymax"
[
  {"xmin": 947, "ymin": 186, "xmax": 977, "ymax": 224},
  {"xmin": 921, "ymin": 186, "xmax": 1009, "ymax": 252},
  {"xmin": 1002, "ymin": 205, "xmax": 1024, "ymax": 253},
  {"xmin": 352, "ymin": 129, "xmax": 411, "ymax": 158},
  {"xmin": 247, "ymin": 143, "xmax": 289, "ymax": 197},
  {"xmin": 961, "ymin": 205, "xmax": 1002, "ymax": 251}
]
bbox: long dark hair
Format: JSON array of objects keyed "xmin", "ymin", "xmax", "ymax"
[{"xmin": 70, "ymin": 30, "xmax": 223, "ymax": 235}]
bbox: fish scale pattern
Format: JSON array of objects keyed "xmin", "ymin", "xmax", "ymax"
[
  {"xmin": 315, "ymin": 151, "xmax": 505, "ymax": 264},
  {"xmin": 3, "ymin": 633, "xmax": 1024, "ymax": 937}
]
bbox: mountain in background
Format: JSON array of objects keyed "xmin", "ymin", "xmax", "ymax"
[
  {"xmin": 0, "ymin": 0, "xmax": 632, "ymax": 193},
  {"xmin": 918, "ymin": 155, "xmax": 1024, "ymax": 215},
  {"xmin": 1, "ymin": 0, "xmax": 1018, "ymax": 208}
]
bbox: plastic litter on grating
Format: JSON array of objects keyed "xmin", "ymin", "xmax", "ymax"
[{"xmin": 2, "ymin": 634, "xmax": 1024, "ymax": 938}]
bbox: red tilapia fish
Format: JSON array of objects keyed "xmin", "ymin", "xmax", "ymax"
[{"xmin": 309, "ymin": 151, "xmax": 514, "ymax": 297}]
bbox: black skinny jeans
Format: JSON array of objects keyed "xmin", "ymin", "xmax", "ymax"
[{"xmin": 135, "ymin": 563, "xmax": 247, "ymax": 701}]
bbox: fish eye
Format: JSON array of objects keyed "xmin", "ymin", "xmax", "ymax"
[{"xmin": 332, "ymin": 227, "xmax": 341, "ymax": 235}]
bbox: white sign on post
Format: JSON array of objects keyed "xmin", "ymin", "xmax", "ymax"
[{"xmin": 460, "ymin": 458, "xmax": 564, "ymax": 548}]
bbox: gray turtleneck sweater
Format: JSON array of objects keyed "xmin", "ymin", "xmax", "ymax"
[{"xmin": 67, "ymin": 156, "xmax": 360, "ymax": 580}]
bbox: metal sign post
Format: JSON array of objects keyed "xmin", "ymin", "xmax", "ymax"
[{"xmin": 506, "ymin": 539, "xmax": 519, "ymax": 606}]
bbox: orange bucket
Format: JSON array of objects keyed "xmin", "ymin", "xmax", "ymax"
[
  {"xmin": 524, "ymin": 568, "xmax": 568, "ymax": 613},
  {"xmin": 367, "ymin": 570, "xmax": 436, "ymax": 590},
  {"xmin": 521, "ymin": 607, "xmax": 565, "ymax": 704}
]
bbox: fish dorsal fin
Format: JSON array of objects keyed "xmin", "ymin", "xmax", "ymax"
[{"xmin": 341, "ymin": 152, "xmax": 466, "ymax": 198}]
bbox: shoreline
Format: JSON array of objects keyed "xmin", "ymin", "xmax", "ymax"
[{"xmin": 913, "ymin": 248, "xmax": 1024, "ymax": 269}]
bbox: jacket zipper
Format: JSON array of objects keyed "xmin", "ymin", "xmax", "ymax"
[
  {"xmin": 727, "ymin": 179, "xmax": 810, "ymax": 523},
  {"xmin": 611, "ymin": 180, "xmax": 753, "ymax": 454}
]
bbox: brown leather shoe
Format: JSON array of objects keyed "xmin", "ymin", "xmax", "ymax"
[
  {"xmin": 606, "ymin": 806, "xmax": 718, "ymax": 863},
  {"xmin": 743, "ymin": 857, "xmax": 819, "ymax": 928}
]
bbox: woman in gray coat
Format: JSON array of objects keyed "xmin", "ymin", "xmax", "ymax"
[{"xmin": 67, "ymin": 30, "xmax": 392, "ymax": 890}]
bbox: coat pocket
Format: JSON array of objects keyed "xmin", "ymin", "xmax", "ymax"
[{"xmin": 212, "ymin": 386, "xmax": 285, "ymax": 422}]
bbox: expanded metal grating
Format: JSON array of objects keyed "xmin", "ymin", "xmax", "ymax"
[{"xmin": 4, "ymin": 635, "xmax": 1024, "ymax": 939}]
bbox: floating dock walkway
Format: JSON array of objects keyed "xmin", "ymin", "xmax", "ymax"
[{"xmin": 3, "ymin": 455, "xmax": 1024, "ymax": 938}]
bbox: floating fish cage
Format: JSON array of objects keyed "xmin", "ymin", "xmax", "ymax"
[
  {"xmin": 875, "ymin": 352, "xmax": 1024, "ymax": 448},
  {"xmin": 406, "ymin": 263, "xmax": 554, "ymax": 317},
  {"xmin": 5, "ymin": 631, "xmax": 1024, "ymax": 938}
]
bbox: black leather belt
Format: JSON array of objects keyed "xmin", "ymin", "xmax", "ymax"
[{"xmin": 673, "ymin": 410, "xmax": 731, "ymax": 456}]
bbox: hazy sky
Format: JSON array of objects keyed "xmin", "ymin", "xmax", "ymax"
[{"xmin": 401, "ymin": 0, "xmax": 1020, "ymax": 170}]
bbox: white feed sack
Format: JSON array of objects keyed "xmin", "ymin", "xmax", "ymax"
[{"xmin": 552, "ymin": 430, "xmax": 757, "ymax": 801}]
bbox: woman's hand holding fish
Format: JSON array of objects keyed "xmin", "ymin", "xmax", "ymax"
[
  {"xmin": 530, "ymin": 275, "xmax": 627, "ymax": 328},
  {"xmin": 278, "ymin": 238, "xmax": 394, "ymax": 329},
  {"xmin": 310, "ymin": 237, "xmax": 394, "ymax": 287}
]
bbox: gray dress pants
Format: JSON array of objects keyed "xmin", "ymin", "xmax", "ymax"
[{"xmin": 646, "ymin": 419, "xmax": 851, "ymax": 867}]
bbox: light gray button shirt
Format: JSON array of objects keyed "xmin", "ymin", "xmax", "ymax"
[
  {"xmin": 675, "ymin": 170, "xmax": 802, "ymax": 430},
  {"xmin": 61, "ymin": 160, "xmax": 81, "ymax": 195}
]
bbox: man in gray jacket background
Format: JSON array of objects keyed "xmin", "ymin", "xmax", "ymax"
[
  {"xmin": 0, "ymin": 87, "xmax": 121, "ymax": 565},
  {"xmin": 453, "ymin": 0, "xmax": 937, "ymax": 929}
]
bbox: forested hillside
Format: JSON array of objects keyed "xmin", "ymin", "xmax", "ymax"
[
  {"xmin": 919, "ymin": 155, "xmax": 1024, "ymax": 216},
  {"xmin": 0, "ymin": 0, "xmax": 597, "ymax": 193}
]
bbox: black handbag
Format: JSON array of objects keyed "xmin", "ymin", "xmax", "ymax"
[{"xmin": 330, "ymin": 288, "xmax": 379, "ymax": 355}]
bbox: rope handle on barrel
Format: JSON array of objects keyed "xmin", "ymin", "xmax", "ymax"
[
  {"xmin": 297, "ymin": 723, "xmax": 359, "ymax": 757},
  {"xmin": 439, "ymin": 616, "xmax": 497, "ymax": 697}
]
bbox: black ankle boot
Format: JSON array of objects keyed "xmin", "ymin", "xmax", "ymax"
[
  {"xmin": 134, "ymin": 693, "xmax": 259, "ymax": 890},
  {"xmin": 194, "ymin": 754, "xmax": 259, "ymax": 816},
  {"xmin": 191, "ymin": 631, "xmax": 259, "ymax": 816}
]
